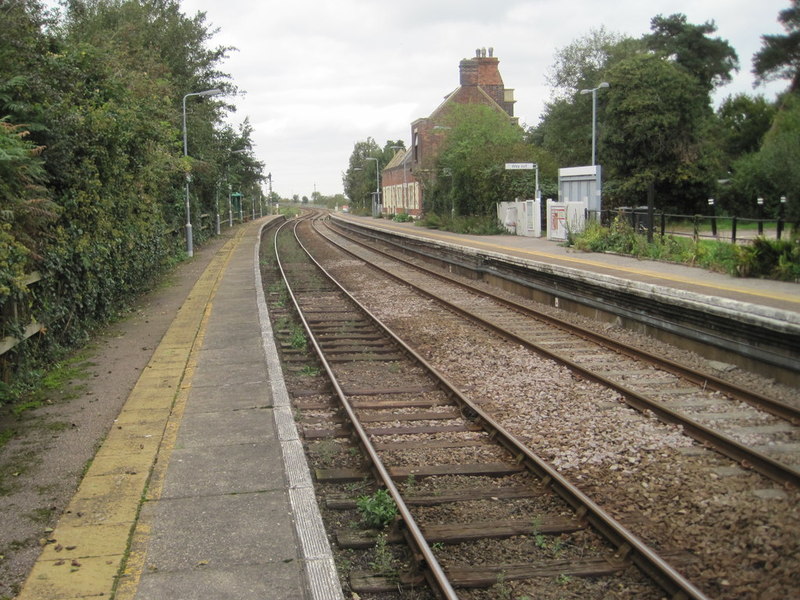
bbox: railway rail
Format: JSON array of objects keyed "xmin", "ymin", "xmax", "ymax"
[
  {"xmin": 267, "ymin": 212, "xmax": 711, "ymax": 599},
  {"xmin": 317, "ymin": 217, "xmax": 800, "ymax": 489}
]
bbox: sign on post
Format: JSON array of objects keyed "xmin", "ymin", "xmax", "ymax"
[{"xmin": 505, "ymin": 163, "xmax": 540, "ymax": 199}]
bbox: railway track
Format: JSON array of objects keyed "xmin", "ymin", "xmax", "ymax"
[
  {"xmin": 317, "ymin": 217, "xmax": 800, "ymax": 489},
  {"xmin": 266, "ymin": 213, "xmax": 709, "ymax": 599}
]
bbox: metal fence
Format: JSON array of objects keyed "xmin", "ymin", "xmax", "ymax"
[{"xmin": 590, "ymin": 207, "xmax": 793, "ymax": 244}]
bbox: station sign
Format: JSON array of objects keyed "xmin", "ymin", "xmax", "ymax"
[{"xmin": 505, "ymin": 163, "xmax": 537, "ymax": 170}]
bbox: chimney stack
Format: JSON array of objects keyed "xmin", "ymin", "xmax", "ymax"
[{"xmin": 457, "ymin": 48, "xmax": 514, "ymax": 116}]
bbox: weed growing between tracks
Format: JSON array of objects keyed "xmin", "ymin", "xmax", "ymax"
[{"xmin": 356, "ymin": 489, "xmax": 398, "ymax": 529}]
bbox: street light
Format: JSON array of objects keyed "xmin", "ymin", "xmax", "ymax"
[
  {"xmin": 366, "ymin": 157, "xmax": 380, "ymax": 216},
  {"xmin": 224, "ymin": 148, "xmax": 247, "ymax": 229},
  {"xmin": 266, "ymin": 173, "xmax": 273, "ymax": 214},
  {"xmin": 579, "ymin": 82, "xmax": 609, "ymax": 166},
  {"xmin": 182, "ymin": 88, "xmax": 223, "ymax": 257}
]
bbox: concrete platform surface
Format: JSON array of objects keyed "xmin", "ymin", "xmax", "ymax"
[{"xmin": 16, "ymin": 219, "xmax": 342, "ymax": 600}]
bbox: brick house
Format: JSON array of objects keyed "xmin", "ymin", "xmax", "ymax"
[{"xmin": 381, "ymin": 48, "xmax": 517, "ymax": 217}]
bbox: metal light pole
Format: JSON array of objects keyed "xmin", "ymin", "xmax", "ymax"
[
  {"xmin": 579, "ymin": 82, "xmax": 609, "ymax": 166},
  {"xmin": 214, "ymin": 183, "xmax": 221, "ymax": 235},
  {"xmin": 225, "ymin": 148, "xmax": 247, "ymax": 228},
  {"xmin": 366, "ymin": 157, "xmax": 380, "ymax": 216},
  {"xmin": 266, "ymin": 173, "xmax": 273, "ymax": 214},
  {"xmin": 228, "ymin": 184, "xmax": 233, "ymax": 227},
  {"xmin": 182, "ymin": 88, "xmax": 223, "ymax": 257}
]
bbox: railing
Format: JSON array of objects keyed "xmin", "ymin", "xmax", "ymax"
[
  {"xmin": 591, "ymin": 208, "xmax": 792, "ymax": 244},
  {"xmin": 1, "ymin": 272, "xmax": 44, "ymax": 382}
]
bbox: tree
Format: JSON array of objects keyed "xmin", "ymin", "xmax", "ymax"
[
  {"xmin": 533, "ymin": 28, "xmax": 642, "ymax": 167},
  {"xmin": 602, "ymin": 53, "xmax": 719, "ymax": 211},
  {"xmin": 429, "ymin": 104, "xmax": 535, "ymax": 217},
  {"xmin": 726, "ymin": 94, "xmax": 800, "ymax": 224},
  {"xmin": 343, "ymin": 137, "xmax": 381, "ymax": 213},
  {"xmin": 0, "ymin": 118, "xmax": 58, "ymax": 315},
  {"xmin": 715, "ymin": 94, "xmax": 777, "ymax": 167},
  {"xmin": 753, "ymin": 0, "xmax": 800, "ymax": 92},
  {"xmin": 646, "ymin": 13, "xmax": 739, "ymax": 92},
  {"xmin": 1, "ymin": 0, "xmax": 252, "ymax": 347},
  {"xmin": 545, "ymin": 27, "xmax": 638, "ymax": 98}
]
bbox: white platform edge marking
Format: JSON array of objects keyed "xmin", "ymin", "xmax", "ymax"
[
  {"xmin": 275, "ymin": 404, "xmax": 300, "ymax": 442},
  {"xmin": 283, "ymin": 437, "xmax": 314, "ymax": 489},
  {"xmin": 254, "ymin": 222, "xmax": 345, "ymax": 600},
  {"xmin": 290, "ymin": 487, "xmax": 335, "ymax": 558}
]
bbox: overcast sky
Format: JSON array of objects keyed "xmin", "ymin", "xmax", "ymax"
[{"xmin": 178, "ymin": 0, "xmax": 788, "ymax": 198}]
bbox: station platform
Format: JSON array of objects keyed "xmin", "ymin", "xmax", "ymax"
[
  {"xmin": 16, "ymin": 218, "xmax": 342, "ymax": 600},
  {"xmin": 334, "ymin": 214, "xmax": 800, "ymax": 318}
]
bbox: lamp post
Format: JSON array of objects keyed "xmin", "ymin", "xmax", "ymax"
[
  {"xmin": 228, "ymin": 184, "xmax": 233, "ymax": 227},
  {"xmin": 225, "ymin": 148, "xmax": 247, "ymax": 228},
  {"xmin": 182, "ymin": 87, "xmax": 223, "ymax": 257},
  {"xmin": 214, "ymin": 182, "xmax": 221, "ymax": 235},
  {"xmin": 266, "ymin": 173, "xmax": 273, "ymax": 214},
  {"xmin": 579, "ymin": 82, "xmax": 609, "ymax": 166},
  {"xmin": 366, "ymin": 157, "xmax": 380, "ymax": 216}
]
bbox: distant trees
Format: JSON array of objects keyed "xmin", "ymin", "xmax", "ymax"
[
  {"xmin": 343, "ymin": 139, "xmax": 405, "ymax": 214},
  {"xmin": 343, "ymin": 138, "xmax": 381, "ymax": 213},
  {"xmin": 729, "ymin": 0, "xmax": 800, "ymax": 226},
  {"xmin": 715, "ymin": 94, "xmax": 777, "ymax": 168}
]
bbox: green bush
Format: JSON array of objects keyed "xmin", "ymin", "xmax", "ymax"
[
  {"xmin": 392, "ymin": 213, "xmax": 413, "ymax": 222},
  {"xmin": 417, "ymin": 213, "xmax": 442, "ymax": 229},
  {"xmin": 570, "ymin": 221, "xmax": 799, "ymax": 281},
  {"xmin": 416, "ymin": 213, "xmax": 505, "ymax": 235},
  {"xmin": 740, "ymin": 238, "xmax": 800, "ymax": 281}
]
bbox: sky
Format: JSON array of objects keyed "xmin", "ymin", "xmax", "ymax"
[{"xmin": 175, "ymin": 0, "xmax": 789, "ymax": 198}]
